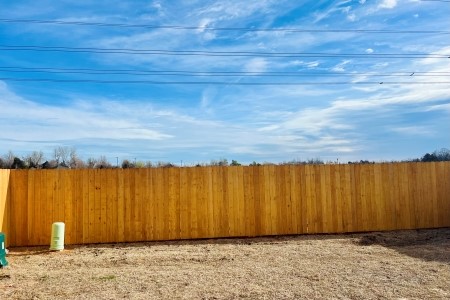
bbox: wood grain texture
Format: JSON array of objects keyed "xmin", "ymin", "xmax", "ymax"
[{"xmin": 1, "ymin": 162, "xmax": 449, "ymax": 246}]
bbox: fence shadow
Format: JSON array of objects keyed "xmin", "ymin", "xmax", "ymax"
[
  {"xmin": 354, "ymin": 228, "xmax": 450, "ymax": 264},
  {"xmin": 8, "ymin": 228, "xmax": 450, "ymax": 265},
  {"xmin": 7, "ymin": 233, "xmax": 344, "ymax": 254},
  {"xmin": 6, "ymin": 248, "xmax": 52, "ymax": 256}
]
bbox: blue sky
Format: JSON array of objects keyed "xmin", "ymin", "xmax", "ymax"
[{"xmin": 0, "ymin": 0, "xmax": 449, "ymax": 165}]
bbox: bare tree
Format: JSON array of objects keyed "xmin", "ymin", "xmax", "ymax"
[
  {"xmin": 69, "ymin": 147, "xmax": 77, "ymax": 161},
  {"xmin": 0, "ymin": 157, "xmax": 8, "ymax": 169},
  {"xmin": 69, "ymin": 147, "xmax": 86, "ymax": 168},
  {"xmin": 87, "ymin": 158, "xmax": 97, "ymax": 169},
  {"xmin": 434, "ymin": 148, "xmax": 450, "ymax": 161},
  {"xmin": 2, "ymin": 151, "xmax": 15, "ymax": 168},
  {"xmin": 96, "ymin": 156, "xmax": 112, "ymax": 169},
  {"xmin": 210, "ymin": 158, "xmax": 228, "ymax": 166},
  {"xmin": 53, "ymin": 146, "xmax": 70, "ymax": 164},
  {"xmin": 24, "ymin": 151, "xmax": 44, "ymax": 168}
]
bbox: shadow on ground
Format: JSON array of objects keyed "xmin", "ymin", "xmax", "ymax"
[
  {"xmin": 8, "ymin": 228, "xmax": 450, "ymax": 264},
  {"xmin": 354, "ymin": 228, "xmax": 450, "ymax": 264}
]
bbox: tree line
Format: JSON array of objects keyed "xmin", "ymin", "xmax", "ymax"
[{"xmin": 0, "ymin": 146, "xmax": 449, "ymax": 170}]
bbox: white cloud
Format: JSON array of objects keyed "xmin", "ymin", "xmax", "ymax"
[
  {"xmin": 152, "ymin": 1, "xmax": 162, "ymax": 10},
  {"xmin": 371, "ymin": 62, "xmax": 389, "ymax": 69},
  {"xmin": 253, "ymin": 46, "xmax": 450, "ymax": 154},
  {"xmin": 290, "ymin": 60, "xmax": 304, "ymax": 66},
  {"xmin": 331, "ymin": 60, "xmax": 352, "ymax": 72},
  {"xmin": 351, "ymin": 75, "xmax": 369, "ymax": 83},
  {"xmin": 313, "ymin": 7, "xmax": 339, "ymax": 23},
  {"xmin": 390, "ymin": 126, "xmax": 434, "ymax": 136},
  {"xmin": 192, "ymin": 1, "xmax": 281, "ymax": 21},
  {"xmin": 290, "ymin": 60, "xmax": 320, "ymax": 69},
  {"xmin": 244, "ymin": 58, "xmax": 268, "ymax": 73},
  {"xmin": 424, "ymin": 103, "xmax": 450, "ymax": 112},
  {"xmin": 305, "ymin": 61, "xmax": 320, "ymax": 68},
  {"xmin": 197, "ymin": 19, "xmax": 216, "ymax": 41},
  {"xmin": 200, "ymin": 88, "xmax": 217, "ymax": 114},
  {"xmin": 347, "ymin": 13, "xmax": 356, "ymax": 21},
  {"xmin": 150, "ymin": 1, "xmax": 164, "ymax": 16},
  {"xmin": 2, "ymin": 81, "xmax": 335, "ymax": 162},
  {"xmin": 313, "ymin": 2, "xmax": 355, "ymax": 23},
  {"xmin": 0, "ymin": 83, "xmax": 172, "ymax": 142},
  {"xmin": 418, "ymin": 46, "xmax": 450, "ymax": 65},
  {"xmin": 378, "ymin": 0, "xmax": 397, "ymax": 9},
  {"xmin": 197, "ymin": 18, "xmax": 212, "ymax": 32},
  {"xmin": 342, "ymin": 6, "xmax": 351, "ymax": 14},
  {"xmin": 1, "ymin": 1, "xmax": 448, "ymax": 163}
]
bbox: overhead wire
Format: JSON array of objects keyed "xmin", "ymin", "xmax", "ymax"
[
  {"xmin": 0, "ymin": 45, "xmax": 448, "ymax": 58},
  {"xmin": 0, "ymin": 66, "xmax": 449, "ymax": 77},
  {"xmin": 0, "ymin": 78, "xmax": 448, "ymax": 85},
  {"xmin": 0, "ymin": 18, "xmax": 449, "ymax": 34},
  {"xmin": 1, "ymin": 18, "xmax": 448, "ymax": 86}
]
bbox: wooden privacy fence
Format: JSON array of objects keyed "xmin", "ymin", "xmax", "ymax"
[{"xmin": 0, "ymin": 162, "xmax": 449, "ymax": 247}]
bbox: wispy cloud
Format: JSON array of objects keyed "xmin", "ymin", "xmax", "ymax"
[
  {"xmin": 0, "ymin": 83, "xmax": 172, "ymax": 142},
  {"xmin": 424, "ymin": 103, "xmax": 450, "ymax": 113},
  {"xmin": 289, "ymin": 60, "xmax": 321, "ymax": 69},
  {"xmin": 0, "ymin": 0, "xmax": 448, "ymax": 162},
  {"xmin": 378, "ymin": 0, "xmax": 398, "ymax": 9},
  {"xmin": 331, "ymin": 60, "xmax": 352, "ymax": 72},
  {"xmin": 244, "ymin": 58, "xmax": 268, "ymax": 73},
  {"xmin": 390, "ymin": 126, "xmax": 433, "ymax": 136},
  {"xmin": 250, "ymin": 46, "xmax": 450, "ymax": 157}
]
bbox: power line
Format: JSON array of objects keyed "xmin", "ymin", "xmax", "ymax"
[
  {"xmin": 0, "ymin": 77, "xmax": 448, "ymax": 85},
  {"xmin": 0, "ymin": 45, "xmax": 448, "ymax": 58},
  {"xmin": 0, "ymin": 18, "xmax": 448, "ymax": 34},
  {"xmin": 0, "ymin": 66, "xmax": 449, "ymax": 77}
]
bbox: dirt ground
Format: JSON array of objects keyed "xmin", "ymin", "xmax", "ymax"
[{"xmin": 1, "ymin": 228, "xmax": 449, "ymax": 300}]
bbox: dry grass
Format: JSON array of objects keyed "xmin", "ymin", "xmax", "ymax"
[{"xmin": 1, "ymin": 228, "xmax": 449, "ymax": 299}]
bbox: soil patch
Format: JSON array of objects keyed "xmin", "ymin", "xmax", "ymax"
[{"xmin": 1, "ymin": 228, "xmax": 449, "ymax": 299}]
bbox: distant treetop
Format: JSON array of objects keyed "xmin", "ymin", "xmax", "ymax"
[{"xmin": 0, "ymin": 147, "xmax": 449, "ymax": 169}]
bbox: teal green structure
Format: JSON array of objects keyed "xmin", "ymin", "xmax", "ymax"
[{"xmin": 0, "ymin": 232, "xmax": 7, "ymax": 267}]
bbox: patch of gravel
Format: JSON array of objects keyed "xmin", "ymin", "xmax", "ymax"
[{"xmin": 1, "ymin": 228, "xmax": 449, "ymax": 299}]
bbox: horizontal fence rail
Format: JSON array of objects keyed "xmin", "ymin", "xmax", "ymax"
[{"xmin": 0, "ymin": 162, "xmax": 449, "ymax": 247}]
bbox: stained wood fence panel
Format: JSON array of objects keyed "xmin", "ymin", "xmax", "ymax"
[
  {"xmin": 0, "ymin": 162, "xmax": 449, "ymax": 247},
  {"xmin": 0, "ymin": 170, "xmax": 10, "ymax": 240}
]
